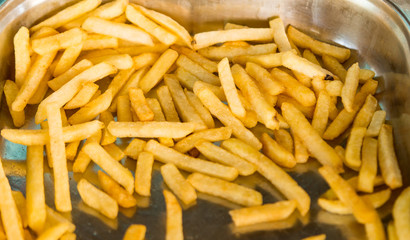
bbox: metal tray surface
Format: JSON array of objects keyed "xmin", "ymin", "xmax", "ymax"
[{"xmin": 1, "ymin": 0, "xmax": 410, "ymax": 239}]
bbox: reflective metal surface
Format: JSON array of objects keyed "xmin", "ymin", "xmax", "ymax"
[{"xmin": 1, "ymin": 0, "xmax": 410, "ymax": 239}]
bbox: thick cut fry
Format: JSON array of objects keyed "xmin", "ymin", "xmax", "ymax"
[
  {"xmin": 99, "ymin": 111, "xmax": 117, "ymax": 145},
  {"xmin": 82, "ymin": 34, "xmax": 118, "ymax": 50},
  {"xmin": 303, "ymin": 49, "xmax": 321, "ymax": 66},
  {"xmin": 87, "ymin": 54, "xmax": 133, "ymax": 70},
  {"xmin": 198, "ymin": 43, "xmax": 277, "ymax": 61},
  {"xmin": 232, "ymin": 51, "xmax": 288, "ymax": 68},
  {"xmin": 193, "ymin": 85, "xmax": 261, "ymax": 149},
  {"xmin": 195, "ymin": 140, "xmax": 256, "ymax": 176},
  {"xmin": 37, "ymin": 222, "xmax": 70, "ymax": 240},
  {"xmin": 261, "ymin": 133, "xmax": 296, "ymax": 168},
  {"xmin": 157, "ymin": 85, "xmax": 180, "ymax": 122},
  {"xmin": 82, "ymin": 17, "xmax": 153, "ymax": 45},
  {"xmin": 47, "ymin": 59, "xmax": 93, "ymax": 91},
  {"xmin": 83, "ymin": 142, "xmax": 134, "ymax": 193},
  {"xmin": 165, "ymin": 75, "xmax": 206, "ymax": 128},
  {"xmin": 116, "ymin": 95, "xmax": 133, "ymax": 122},
  {"xmin": 54, "ymin": 42, "xmax": 84, "ymax": 77},
  {"xmin": 64, "ymin": 82, "xmax": 99, "ymax": 109},
  {"xmin": 108, "ymin": 121, "xmax": 197, "ymax": 138},
  {"xmin": 245, "ymin": 62, "xmax": 285, "ymax": 96},
  {"xmin": 77, "ymin": 179, "xmax": 118, "ymax": 219},
  {"xmin": 229, "ymin": 200, "xmax": 296, "ymax": 227},
  {"xmin": 323, "ymin": 79, "xmax": 378, "ymax": 140},
  {"xmin": 393, "ymin": 187, "xmax": 410, "ymax": 240},
  {"xmin": 14, "ymin": 27, "xmax": 31, "ymax": 87},
  {"xmin": 318, "ymin": 189, "xmax": 391, "ymax": 214},
  {"xmin": 145, "ymin": 140, "xmax": 238, "ymax": 181},
  {"xmin": 172, "ymin": 45, "xmax": 217, "ymax": 73},
  {"xmin": 4, "ymin": 80, "xmax": 25, "ymax": 127},
  {"xmin": 124, "ymin": 138, "xmax": 146, "ymax": 160},
  {"xmin": 232, "ymin": 64, "xmax": 279, "ymax": 130},
  {"xmin": 221, "ymin": 138, "xmax": 310, "ymax": 216},
  {"xmin": 193, "ymin": 28, "xmax": 274, "ymax": 49},
  {"xmin": 345, "ymin": 127, "xmax": 367, "ymax": 170},
  {"xmin": 269, "ymin": 18, "xmax": 292, "ymax": 52},
  {"xmin": 26, "ymin": 145, "xmax": 46, "ymax": 233},
  {"xmin": 66, "ymin": 141, "xmax": 80, "ymax": 161},
  {"xmin": 218, "ymin": 58, "xmax": 246, "ymax": 118},
  {"xmin": 378, "ymin": 124, "xmax": 402, "ymax": 189},
  {"xmin": 163, "ymin": 190, "xmax": 183, "ymax": 240},
  {"xmin": 161, "ymin": 163, "xmax": 197, "ymax": 205},
  {"xmin": 188, "ymin": 173, "xmax": 262, "ymax": 207},
  {"xmin": 318, "ymin": 165, "xmax": 377, "ymax": 223},
  {"xmin": 138, "ymin": 49, "xmax": 178, "ymax": 93},
  {"xmin": 358, "ymin": 137, "xmax": 378, "ymax": 192},
  {"xmin": 68, "ymin": 89, "xmax": 113, "ymax": 125},
  {"xmin": 184, "ymin": 90, "xmax": 215, "ymax": 129},
  {"xmin": 287, "ymin": 26, "xmax": 350, "ymax": 62},
  {"xmin": 135, "ymin": 152, "xmax": 154, "ymax": 196},
  {"xmin": 281, "ymin": 103, "xmax": 343, "ymax": 171},
  {"xmin": 311, "ymin": 91, "xmax": 330, "ymax": 136},
  {"xmin": 98, "ymin": 171, "xmax": 137, "ymax": 208},
  {"xmin": 281, "ymin": 51, "xmax": 327, "ymax": 78},
  {"xmin": 176, "ymin": 55, "xmax": 220, "ymax": 86},
  {"xmin": 36, "ymin": 62, "xmax": 117, "ymax": 124},
  {"xmin": 0, "ymin": 159, "xmax": 24, "ymax": 240},
  {"xmin": 123, "ymin": 224, "xmax": 146, "ymax": 240},
  {"xmin": 341, "ymin": 63, "xmax": 360, "ymax": 112},
  {"xmin": 126, "ymin": 5, "xmax": 177, "ymax": 45},
  {"xmin": 322, "ymin": 55, "xmax": 346, "ymax": 81},
  {"xmin": 174, "ymin": 127, "xmax": 232, "ymax": 153},
  {"xmin": 46, "ymin": 103, "xmax": 71, "ymax": 212},
  {"xmin": 366, "ymin": 110, "xmax": 386, "ymax": 137},
  {"xmin": 129, "ymin": 88, "xmax": 154, "ymax": 121}
]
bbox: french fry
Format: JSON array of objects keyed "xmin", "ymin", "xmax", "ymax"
[
  {"xmin": 133, "ymin": 53, "xmax": 160, "ymax": 69},
  {"xmin": 302, "ymin": 234, "xmax": 326, "ymax": 240},
  {"xmin": 345, "ymin": 127, "xmax": 366, "ymax": 170},
  {"xmin": 134, "ymin": 152, "xmax": 154, "ymax": 197},
  {"xmin": 116, "ymin": 95, "xmax": 133, "ymax": 122},
  {"xmin": 174, "ymin": 127, "xmax": 232, "ymax": 153},
  {"xmin": 218, "ymin": 57, "xmax": 246, "ymax": 118},
  {"xmin": 277, "ymin": 95, "xmax": 314, "ymax": 119},
  {"xmin": 273, "ymin": 129, "xmax": 294, "ymax": 154},
  {"xmin": 245, "ymin": 62, "xmax": 285, "ymax": 96},
  {"xmin": 64, "ymin": 82, "xmax": 99, "ymax": 109},
  {"xmin": 98, "ymin": 171, "xmax": 137, "ymax": 208},
  {"xmin": 123, "ymin": 224, "xmax": 146, "ymax": 240},
  {"xmin": 60, "ymin": 233, "xmax": 77, "ymax": 240},
  {"xmin": 312, "ymin": 90, "xmax": 330, "ymax": 136},
  {"xmin": 47, "ymin": 59, "xmax": 93, "ymax": 91},
  {"xmin": 87, "ymin": 53, "xmax": 134, "ymax": 70},
  {"xmin": 388, "ymin": 221, "xmax": 399, "ymax": 240},
  {"xmin": 99, "ymin": 111, "xmax": 116, "ymax": 145},
  {"xmin": 32, "ymin": 28, "xmax": 85, "ymax": 55},
  {"xmin": 161, "ymin": 163, "xmax": 197, "ymax": 205},
  {"xmin": 318, "ymin": 189, "xmax": 391, "ymax": 214},
  {"xmin": 126, "ymin": 5, "xmax": 177, "ymax": 45},
  {"xmin": 325, "ymin": 80, "xmax": 343, "ymax": 96},
  {"xmin": 163, "ymin": 190, "xmax": 183, "ymax": 240},
  {"xmin": 232, "ymin": 64, "xmax": 279, "ymax": 130},
  {"xmin": 36, "ymin": 62, "xmax": 117, "ymax": 124},
  {"xmin": 26, "ymin": 145, "xmax": 46, "ymax": 233},
  {"xmin": 365, "ymin": 215, "xmax": 386, "ymax": 240},
  {"xmin": 0, "ymin": 159, "xmax": 24, "ymax": 240},
  {"xmin": 303, "ymin": 49, "xmax": 321, "ymax": 66},
  {"xmin": 103, "ymin": 143, "xmax": 125, "ymax": 161},
  {"xmin": 68, "ymin": 89, "xmax": 113, "ymax": 125},
  {"xmin": 172, "ymin": 45, "xmax": 217, "ymax": 73},
  {"xmin": 124, "ymin": 138, "xmax": 146, "ymax": 160},
  {"xmin": 83, "ymin": 142, "xmax": 134, "ymax": 193},
  {"xmin": 287, "ymin": 26, "xmax": 350, "ymax": 62},
  {"xmin": 73, "ymin": 130, "xmax": 100, "ymax": 172},
  {"xmin": 176, "ymin": 54, "xmax": 220, "ymax": 86},
  {"xmin": 193, "ymin": 84, "xmax": 262, "ymax": 149},
  {"xmin": 292, "ymin": 131, "xmax": 309, "ymax": 163},
  {"xmin": 27, "ymin": 69, "xmax": 52, "ymax": 105},
  {"xmin": 82, "ymin": 17, "xmax": 153, "ymax": 45},
  {"xmin": 393, "ymin": 187, "xmax": 410, "ymax": 240},
  {"xmin": 117, "ymin": 43, "xmax": 168, "ymax": 56},
  {"xmin": 357, "ymin": 137, "xmax": 378, "ymax": 192},
  {"xmin": 31, "ymin": 0, "xmax": 101, "ymax": 32},
  {"xmin": 232, "ymin": 51, "xmax": 288, "ymax": 68},
  {"xmin": 145, "ymin": 140, "xmax": 238, "ymax": 181},
  {"xmin": 3, "ymin": 80, "xmax": 25, "ymax": 127},
  {"xmin": 261, "ymin": 133, "xmax": 296, "ymax": 168},
  {"xmin": 138, "ymin": 49, "xmax": 179, "ymax": 93},
  {"xmin": 366, "ymin": 110, "xmax": 386, "ymax": 137},
  {"xmin": 221, "ymin": 138, "xmax": 310, "ymax": 215},
  {"xmin": 37, "ymin": 222, "xmax": 70, "ymax": 240},
  {"xmin": 193, "ymin": 28, "xmax": 274, "ymax": 49},
  {"xmin": 54, "ymin": 42, "xmax": 84, "ymax": 77},
  {"xmin": 323, "ymin": 79, "xmax": 378, "ymax": 140},
  {"xmin": 77, "ymin": 178, "xmax": 118, "ymax": 219},
  {"xmin": 322, "ymin": 55, "xmax": 347, "ymax": 81},
  {"xmin": 318, "ymin": 165, "xmax": 377, "ymax": 223},
  {"xmin": 281, "ymin": 103, "xmax": 343, "ymax": 171},
  {"xmin": 82, "ymin": 34, "xmax": 118, "ymax": 50},
  {"xmin": 269, "ymin": 17, "xmax": 292, "ymax": 52},
  {"xmin": 156, "ymin": 85, "xmax": 181, "ymax": 122},
  {"xmin": 224, "ymin": 23, "xmax": 248, "ymax": 30},
  {"xmin": 128, "ymin": 88, "xmax": 154, "ymax": 121},
  {"xmin": 378, "ymin": 124, "xmax": 402, "ymax": 189},
  {"xmin": 341, "ymin": 63, "xmax": 360, "ymax": 112},
  {"xmin": 14, "ymin": 27, "xmax": 31, "ymax": 87},
  {"xmin": 198, "ymin": 43, "xmax": 277, "ymax": 61},
  {"xmin": 11, "ymin": 191, "xmax": 27, "ymax": 228},
  {"xmin": 184, "ymin": 89, "xmax": 215, "ymax": 129},
  {"xmin": 281, "ymin": 51, "xmax": 328, "ymax": 79},
  {"xmin": 108, "ymin": 121, "xmax": 197, "ymax": 138},
  {"xmin": 188, "ymin": 173, "xmax": 262, "ymax": 206},
  {"xmin": 165, "ymin": 75, "xmax": 206, "ymax": 128},
  {"xmin": 359, "ymin": 69, "xmax": 375, "ymax": 83},
  {"xmin": 45, "ymin": 206, "xmax": 76, "ymax": 233},
  {"xmin": 229, "ymin": 200, "xmax": 296, "ymax": 227},
  {"xmin": 66, "ymin": 141, "xmax": 80, "ymax": 161},
  {"xmin": 145, "ymin": 98, "xmax": 174, "ymax": 146},
  {"xmin": 195, "ymin": 140, "xmax": 256, "ymax": 176}
]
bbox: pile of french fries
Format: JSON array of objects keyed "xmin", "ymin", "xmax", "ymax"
[{"xmin": 0, "ymin": 0, "xmax": 408, "ymax": 239}]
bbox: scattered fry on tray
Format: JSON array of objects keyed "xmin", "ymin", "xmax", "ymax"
[
  {"xmin": 135, "ymin": 152, "xmax": 154, "ymax": 197},
  {"xmin": 163, "ymin": 190, "xmax": 183, "ymax": 240},
  {"xmin": 123, "ymin": 224, "xmax": 146, "ymax": 240},
  {"xmin": 98, "ymin": 171, "xmax": 137, "ymax": 208},
  {"xmin": 161, "ymin": 163, "xmax": 197, "ymax": 205}
]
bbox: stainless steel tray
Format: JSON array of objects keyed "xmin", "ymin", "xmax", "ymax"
[{"xmin": 1, "ymin": 0, "xmax": 410, "ymax": 239}]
